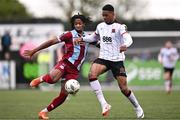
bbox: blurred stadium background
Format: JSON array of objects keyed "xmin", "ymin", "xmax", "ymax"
[
  {"xmin": 0, "ymin": 0, "xmax": 180, "ymax": 119},
  {"xmin": 0, "ymin": 0, "xmax": 180, "ymax": 90}
]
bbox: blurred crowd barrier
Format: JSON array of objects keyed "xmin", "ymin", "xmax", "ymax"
[{"xmin": 0, "ymin": 61, "xmax": 16, "ymax": 89}]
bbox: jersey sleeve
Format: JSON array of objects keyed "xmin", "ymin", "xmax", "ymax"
[
  {"xmin": 82, "ymin": 33, "xmax": 99, "ymax": 42},
  {"xmin": 173, "ymin": 48, "xmax": 179, "ymax": 60},
  {"xmin": 158, "ymin": 48, "xmax": 163, "ymax": 62},
  {"xmin": 119, "ymin": 24, "xmax": 133, "ymax": 47},
  {"xmin": 57, "ymin": 32, "xmax": 72, "ymax": 42},
  {"xmin": 160, "ymin": 48, "xmax": 163, "ymax": 54},
  {"xmin": 95, "ymin": 24, "xmax": 100, "ymax": 35},
  {"xmin": 119, "ymin": 24, "xmax": 128, "ymax": 35}
]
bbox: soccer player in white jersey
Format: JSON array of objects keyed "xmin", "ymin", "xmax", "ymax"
[
  {"xmin": 74, "ymin": 4, "xmax": 144, "ymax": 118},
  {"xmin": 158, "ymin": 41, "xmax": 179, "ymax": 94}
]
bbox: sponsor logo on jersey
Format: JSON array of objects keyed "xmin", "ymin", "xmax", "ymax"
[
  {"xmin": 112, "ymin": 29, "xmax": 115, "ymax": 33},
  {"xmin": 59, "ymin": 63, "xmax": 65, "ymax": 69}
]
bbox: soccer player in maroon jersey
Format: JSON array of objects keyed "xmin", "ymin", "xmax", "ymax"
[{"xmin": 23, "ymin": 14, "xmax": 91, "ymax": 120}]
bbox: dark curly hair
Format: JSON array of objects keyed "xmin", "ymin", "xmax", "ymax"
[{"xmin": 71, "ymin": 13, "xmax": 91, "ymax": 29}]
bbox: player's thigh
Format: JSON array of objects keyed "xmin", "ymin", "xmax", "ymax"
[
  {"xmin": 111, "ymin": 61, "xmax": 127, "ymax": 78},
  {"xmin": 89, "ymin": 63, "xmax": 107, "ymax": 78},
  {"xmin": 49, "ymin": 61, "xmax": 66, "ymax": 81},
  {"xmin": 49, "ymin": 68, "xmax": 64, "ymax": 81},
  {"xmin": 164, "ymin": 71, "xmax": 173, "ymax": 80},
  {"xmin": 164, "ymin": 67, "xmax": 174, "ymax": 80},
  {"xmin": 111, "ymin": 61, "xmax": 128, "ymax": 89}
]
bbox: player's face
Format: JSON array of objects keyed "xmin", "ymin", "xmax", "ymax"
[
  {"xmin": 165, "ymin": 41, "xmax": 173, "ymax": 49},
  {"xmin": 102, "ymin": 10, "xmax": 115, "ymax": 24},
  {"xmin": 74, "ymin": 19, "xmax": 85, "ymax": 33}
]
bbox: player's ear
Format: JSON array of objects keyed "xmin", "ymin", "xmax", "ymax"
[{"xmin": 110, "ymin": 11, "xmax": 114, "ymax": 16}]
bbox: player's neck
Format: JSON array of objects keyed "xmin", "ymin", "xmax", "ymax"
[
  {"xmin": 105, "ymin": 19, "xmax": 116, "ymax": 25},
  {"xmin": 75, "ymin": 29, "xmax": 83, "ymax": 35}
]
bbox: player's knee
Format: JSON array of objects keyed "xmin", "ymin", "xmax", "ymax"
[
  {"xmin": 88, "ymin": 73, "xmax": 98, "ymax": 81},
  {"xmin": 50, "ymin": 74, "xmax": 59, "ymax": 83},
  {"xmin": 121, "ymin": 87, "xmax": 130, "ymax": 96}
]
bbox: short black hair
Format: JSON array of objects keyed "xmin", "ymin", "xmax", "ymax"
[
  {"xmin": 102, "ymin": 4, "xmax": 114, "ymax": 12},
  {"xmin": 71, "ymin": 13, "xmax": 91, "ymax": 29}
]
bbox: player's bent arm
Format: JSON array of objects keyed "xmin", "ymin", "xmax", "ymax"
[
  {"xmin": 32, "ymin": 38, "xmax": 59, "ymax": 54},
  {"xmin": 122, "ymin": 33, "xmax": 133, "ymax": 47},
  {"xmin": 174, "ymin": 49, "xmax": 179, "ymax": 61},
  {"xmin": 82, "ymin": 33, "xmax": 99, "ymax": 43},
  {"xmin": 158, "ymin": 54, "xmax": 163, "ymax": 64}
]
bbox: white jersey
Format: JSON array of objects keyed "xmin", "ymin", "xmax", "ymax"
[
  {"xmin": 159, "ymin": 47, "xmax": 179, "ymax": 68},
  {"xmin": 94, "ymin": 22, "xmax": 132, "ymax": 61}
]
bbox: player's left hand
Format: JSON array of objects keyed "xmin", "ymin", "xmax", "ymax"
[
  {"xmin": 73, "ymin": 38, "xmax": 85, "ymax": 45},
  {"xmin": 120, "ymin": 45, "xmax": 127, "ymax": 52},
  {"xmin": 23, "ymin": 50, "xmax": 35, "ymax": 59}
]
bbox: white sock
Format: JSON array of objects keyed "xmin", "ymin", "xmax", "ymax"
[
  {"xmin": 165, "ymin": 80, "xmax": 170, "ymax": 92},
  {"xmin": 128, "ymin": 92, "xmax": 140, "ymax": 108},
  {"xmin": 90, "ymin": 80, "xmax": 107, "ymax": 108},
  {"xmin": 41, "ymin": 108, "xmax": 48, "ymax": 112}
]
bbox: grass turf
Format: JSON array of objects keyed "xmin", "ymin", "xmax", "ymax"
[{"xmin": 0, "ymin": 90, "xmax": 180, "ymax": 120}]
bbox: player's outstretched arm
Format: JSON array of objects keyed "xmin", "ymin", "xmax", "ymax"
[
  {"xmin": 74, "ymin": 33, "xmax": 99, "ymax": 45},
  {"xmin": 82, "ymin": 33, "xmax": 99, "ymax": 42},
  {"xmin": 23, "ymin": 38, "xmax": 59, "ymax": 59}
]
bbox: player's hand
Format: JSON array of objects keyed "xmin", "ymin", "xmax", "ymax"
[
  {"xmin": 23, "ymin": 50, "xmax": 35, "ymax": 59},
  {"xmin": 73, "ymin": 38, "xmax": 85, "ymax": 45},
  {"xmin": 120, "ymin": 45, "xmax": 127, "ymax": 52}
]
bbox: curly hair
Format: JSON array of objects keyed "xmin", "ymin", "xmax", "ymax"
[{"xmin": 71, "ymin": 13, "xmax": 91, "ymax": 29}]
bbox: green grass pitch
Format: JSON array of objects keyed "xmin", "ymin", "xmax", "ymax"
[{"xmin": 0, "ymin": 90, "xmax": 180, "ymax": 120}]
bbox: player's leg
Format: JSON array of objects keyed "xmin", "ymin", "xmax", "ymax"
[
  {"xmin": 164, "ymin": 71, "xmax": 171, "ymax": 93},
  {"xmin": 116, "ymin": 76, "xmax": 144, "ymax": 118},
  {"xmin": 30, "ymin": 68, "xmax": 63, "ymax": 87},
  {"xmin": 30, "ymin": 60, "xmax": 65, "ymax": 87},
  {"xmin": 164, "ymin": 68, "xmax": 174, "ymax": 94},
  {"xmin": 169, "ymin": 69, "xmax": 174, "ymax": 93},
  {"xmin": 89, "ymin": 58, "xmax": 111, "ymax": 116},
  {"xmin": 112, "ymin": 61, "xmax": 144, "ymax": 118},
  {"xmin": 38, "ymin": 61, "xmax": 79, "ymax": 119},
  {"xmin": 39, "ymin": 80, "xmax": 68, "ymax": 119}
]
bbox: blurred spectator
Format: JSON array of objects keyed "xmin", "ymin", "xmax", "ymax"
[
  {"xmin": 158, "ymin": 41, "xmax": 179, "ymax": 94},
  {"xmin": 140, "ymin": 50, "xmax": 151, "ymax": 61},
  {"xmin": 1, "ymin": 31, "xmax": 12, "ymax": 60}
]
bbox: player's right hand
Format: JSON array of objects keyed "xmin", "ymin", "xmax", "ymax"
[
  {"xmin": 23, "ymin": 50, "xmax": 35, "ymax": 59},
  {"xmin": 120, "ymin": 45, "xmax": 127, "ymax": 52}
]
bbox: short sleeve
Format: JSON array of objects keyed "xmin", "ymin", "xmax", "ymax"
[
  {"xmin": 57, "ymin": 32, "xmax": 72, "ymax": 42},
  {"xmin": 119, "ymin": 24, "xmax": 128, "ymax": 35},
  {"xmin": 95, "ymin": 24, "xmax": 100, "ymax": 35},
  {"xmin": 174, "ymin": 48, "xmax": 178, "ymax": 53},
  {"xmin": 159, "ymin": 48, "xmax": 164, "ymax": 56}
]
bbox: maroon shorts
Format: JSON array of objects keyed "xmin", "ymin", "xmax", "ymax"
[{"xmin": 54, "ymin": 59, "xmax": 79, "ymax": 80}]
